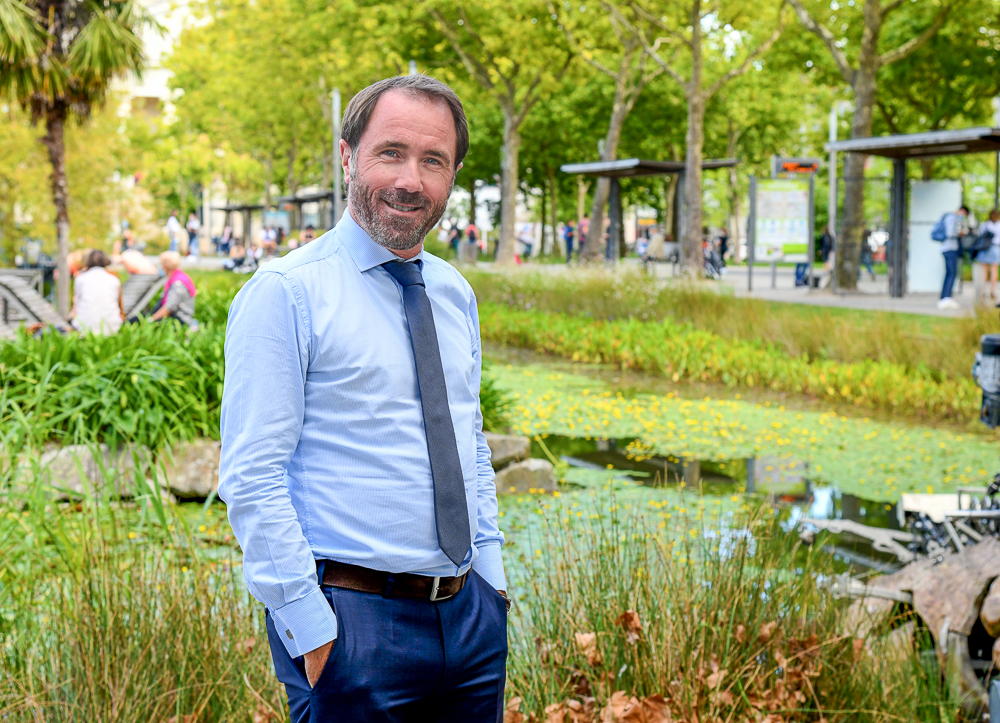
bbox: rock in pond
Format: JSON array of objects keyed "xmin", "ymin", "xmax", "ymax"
[
  {"xmin": 162, "ymin": 438, "xmax": 221, "ymax": 499},
  {"xmin": 494, "ymin": 458, "xmax": 556, "ymax": 494},
  {"xmin": 16, "ymin": 443, "xmax": 157, "ymax": 500},
  {"xmin": 484, "ymin": 432, "xmax": 531, "ymax": 470}
]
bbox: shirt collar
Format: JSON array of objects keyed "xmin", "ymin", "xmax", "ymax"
[{"xmin": 337, "ymin": 209, "xmax": 425, "ymax": 272}]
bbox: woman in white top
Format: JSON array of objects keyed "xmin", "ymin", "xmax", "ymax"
[
  {"xmin": 978, "ymin": 209, "xmax": 1000, "ymax": 301},
  {"xmin": 71, "ymin": 250, "xmax": 124, "ymax": 335}
]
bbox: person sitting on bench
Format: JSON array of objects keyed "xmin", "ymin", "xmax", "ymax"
[{"xmin": 150, "ymin": 251, "xmax": 198, "ymax": 330}]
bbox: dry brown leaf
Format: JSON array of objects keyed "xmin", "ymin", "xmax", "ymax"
[
  {"xmin": 617, "ymin": 694, "xmax": 645, "ymax": 723},
  {"xmin": 705, "ymin": 669, "xmax": 727, "ymax": 690},
  {"xmin": 757, "ymin": 622, "xmax": 778, "ymax": 645},
  {"xmin": 252, "ymin": 706, "xmax": 277, "ymax": 723},
  {"xmin": 735, "ymin": 624, "xmax": 746, "ymax": 644},
  {"xmin": 710, "ymin": 690, "xmax": 735, "ymax": 707},
  {"xmin": 761, "ymin": 716, "xmax": 784, "ymax": 723},
  {"xmin": 505, "ymin": 697, "xmax": 526, "ymax": 723},
  {"xmin": 601, "ymin": 691, "xmax": 634, "ymax": 722},
  {"xmin": 237, "ymin": 637, "xmax": 257, "ymax": 655},
  {"xmin": 575, "ymin": 632, "xmax": 603, "ymax": 667},
  {"xmin": 641, "ymin": 695, "xmax": 673, "ymax": 723},
  {"xmin": 774, "ymin": 651, "xmax": 787, "ymax": 670},
  {"xmin": 545, "ymin": 702, "xmax": 567, "ymax": 723},
  {"xmin": 617, "ymin": 610, "xmax": 643, "ymax": 645},
  {"xmin": 164, "ymin": 717, "xmax": 197, "ymax": 723},
  {"xmin": 852, "ymin": 638, "xmax": 865, "ymax": 663}
]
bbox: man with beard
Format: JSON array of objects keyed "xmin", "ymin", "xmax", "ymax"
[{"xmin": 219, "ymin": 76, "xmax": 508, "ymax": 722}]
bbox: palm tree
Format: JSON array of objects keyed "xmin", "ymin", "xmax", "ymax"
[{"xmin": 0, "ymin": 0, "xmax": 158, "ymax": 315}]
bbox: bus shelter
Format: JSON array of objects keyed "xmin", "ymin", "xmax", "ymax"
[
  {"xmin": 274, "ymin": 190, "xmax": 335, "ymax": 232},
  {"xmin": 211, "ymin": 202, "xmax": 264, "ymax": 245},
  {"xmin": 826, "ymin": 127, "xmax": 1000, "ymax": 297},
  {"xmin": 560, "ymin": 158, "xmax": 738, "ymax": 259}
]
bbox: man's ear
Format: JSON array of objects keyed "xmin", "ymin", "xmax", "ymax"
[{"xmin": 340, "ymin": 139, "xmax": 352, "ymax": 184}]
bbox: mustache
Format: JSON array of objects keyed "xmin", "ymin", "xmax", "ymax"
[{"xmin": 376, "ymin": 188, "xmax": 431, "ymax": 209}]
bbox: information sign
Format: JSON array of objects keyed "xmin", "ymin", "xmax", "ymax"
[{"xmin": 755, "ymin": 178, "xmax": 810, "ymax": 255}]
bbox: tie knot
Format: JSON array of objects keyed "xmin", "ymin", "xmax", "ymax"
[{"xmin": 382, "ymin": 260, "xmax": 425, "ymax": 287}]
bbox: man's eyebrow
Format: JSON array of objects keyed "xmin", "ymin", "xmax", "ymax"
[{"xmin": 376, "ymin": 140, "xmax": 452, "ymax": 163}]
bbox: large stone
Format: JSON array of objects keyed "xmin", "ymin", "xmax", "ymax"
[
  {"xmin": 17, "ymin": 443, "xmax": 155, "ymax": 500},
  {"xmin": 162, "ymin": 438, "xmax": 221, "ymax": 498},
  {"xmin": 484, "ymin": 432, "xmax": 531, "ymax": 470},
  {"xmin": 494, "ymin": 458, "xmax": 556, "ymax": 495}
]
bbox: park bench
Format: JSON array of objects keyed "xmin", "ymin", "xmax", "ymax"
[
  {"xmin": 0, "ymin": 275, "xmax": 69, "ymax": 331},
  {"xmin": 122, "ymin": 274, "xmax": 165, "ymax": 318}
]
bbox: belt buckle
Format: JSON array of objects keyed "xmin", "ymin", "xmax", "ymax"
[{"xmin": 428, "ymin": 576, "xmax": 453, "ymax": 602}]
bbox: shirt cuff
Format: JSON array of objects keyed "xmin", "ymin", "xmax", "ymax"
[
  {"xmin": 472, "ymin": 542, "xmax": 507, "ymax": 591},
  {"xmin": 269, "ymin": 585, "xmax": 338, "ymax": 659}
]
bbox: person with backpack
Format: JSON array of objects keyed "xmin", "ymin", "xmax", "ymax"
[{"xmin": 933, "ymin": 205, "xmax": 969, "ymax": 309}]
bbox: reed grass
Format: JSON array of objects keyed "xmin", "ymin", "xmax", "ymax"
[
  {"xmin": 506, "ymin": 501, "xmax": 959, "ymax": 722},
  {"xmin": 465, "ymin": 268, "xmax": 993, "ymax": 383}
]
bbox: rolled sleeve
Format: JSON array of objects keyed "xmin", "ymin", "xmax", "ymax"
[
  {"xmin": 218, "ymin": 270, "xmax": 336, "ymax": 657},
  {"xmin": 467, "ymin": 291, "xmax": 506, "ymax": 591}
]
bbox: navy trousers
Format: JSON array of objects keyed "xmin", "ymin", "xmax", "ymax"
[
  {"xmin": 942, "ymin": 250, "xmax": 959, "ymax": 299},
  {"xmin": 266, "ymin": 570, "xmax": 508, "ymax": 722}
]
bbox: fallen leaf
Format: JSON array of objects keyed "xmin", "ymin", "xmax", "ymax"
[
  {"xmin": 163, "ymin": 717, "xmax": 197, "ymax": 723},
  {"xmin": 569, "ymin": 669, "xmax": 593, "ymax": 697},
  {"xmin": 505, "ymin": 697, "xmax": 526, "ymax": 723},
  {"xmin": 617, "ymin": 610, "xmax": 643, "ymax": 645},
  {"xmin": 575, "ymin": 632, "xmax": 603, "ymax": 667},
  {"xmin": 735, "ymin": 624, "xmax": 746, "ymax": 644},
  {"xmin": 545, "ymin": 702, "xmax": 567, "ymax": 723},
  {"xmin": 705, "ymin": 669, "xmax": 727, "ymax": 690},
  {"xmin": 710, "ymin": 690, "xmax": 735, "ymax": 707},
  {"xmin": 774, "ymin": 652, "xmax": 787, "ymax": 671},
  {"xmin": 757, "ymin": 622, "xmax": 778, "ymax": 645},
  {"xmin": 641, "ymin": 694, "xmax": 673, "ymax": 722},
  {"xmin": 237, "ymin": 637, "xmax": 257, "ymax": 655},
  {"xmin": 602, "ymin": 691, "xmax": 633, "ymax": 722},
  {"xmin": 852, "ymin": 638, "xmax": 865, "ymax": 663},
  {"xmin": 252, "ymin": 706, "xmax": 277, "ymax": 723}
]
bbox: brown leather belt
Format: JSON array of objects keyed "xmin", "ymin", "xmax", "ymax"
[{"xmin": 318, "ymin": 560, "xmax": 467, "ymax": 602}]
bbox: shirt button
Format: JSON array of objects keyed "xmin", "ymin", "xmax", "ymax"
[{"xmin": 285, "ymin": 630, "xmax": 294, "ymax": 640}]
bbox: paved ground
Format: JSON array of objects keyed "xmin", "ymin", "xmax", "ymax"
[{"xmin": 647, "ymin": 261, "xmax": 991, "ymax": 318}]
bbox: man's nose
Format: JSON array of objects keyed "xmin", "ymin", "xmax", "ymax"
[{"xmin": 394, "ymin": 158, "xmax": 423, "ymax": 193}]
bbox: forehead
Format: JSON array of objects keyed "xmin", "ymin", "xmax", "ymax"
[{"xmin": 362, "ymin": 89, "xmax": 457, "ymax": 157}]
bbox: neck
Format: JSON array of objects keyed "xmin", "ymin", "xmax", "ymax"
[{"xmin": 348, "ymin": 207, "xmax": 423, "ymax": 260}]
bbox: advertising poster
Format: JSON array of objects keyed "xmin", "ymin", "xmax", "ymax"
[{"xmin": 755, "ymin": 179, "xmax": 809, "ymax": 256}]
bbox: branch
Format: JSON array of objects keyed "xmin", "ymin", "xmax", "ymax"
[
  {"xmin": 706, "ymin": 1, "xmax": 787, "ymax": 100},
  {"xmin": 879, "ymin": 0, "xmax": 906, "ymax": 18},
  {"xmin": 878, "ymin": 1, "xmax": 959, "ymax": 67},
  {"xmin": 786, "ymin": 0, "xmax": 854, "ymax": 85},
  {"xmin": 628, "ymin": 0, "xmax": 690, "ymax": 46},
  {"xmin": 553, "ymin": 2, "xmax": 617, "ymax": 78},
  {"xmin": 513, "ymin": 52, "xmax": 572, "ymax": 128},
  {"xmin": 875, "ymin": 99, "xmax": 902, "ymax": 135},
  {"xmin": 610, "ymin": 1, "xmax": 689, "ymax": 93},
  {"xmin": 428, "ymin": 8, "xmax": 506, "ymax": 109}
]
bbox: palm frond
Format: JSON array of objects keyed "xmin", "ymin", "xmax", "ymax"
[
  {"xmin": 0, "ymin": 0, "xmax": 47, "ymax": 100},
  {"xmin": 68, "ymin": 0, "xmax": 161, "ymax": 92}
]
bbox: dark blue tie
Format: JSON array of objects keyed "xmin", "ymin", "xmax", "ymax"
[{"xmin": 382, "ymin": 260, "xmax": 471, "ymax": 566}]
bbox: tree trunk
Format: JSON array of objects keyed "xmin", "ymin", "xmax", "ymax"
[
  {"xmin": 548, "ymin": 166, "xmax": 564, "ymax": 256},
  {"xmin": 581, "ymin": 85, "xmax": 631, "ymax": 262},
  {"xmin": 577, "ymin": 178, "xmax": 588, "ymax": 228},
  {"xmin": 837, "ymin": 1, "xmax": 881, "ymax": 290},
  {"xmin": 664, "ymin": 175, "xmax": 677, "ymax": 238},
  {"xmin": 539, "ymin": 179, "xmax": 549, "ymax": 255},
  {"xmin": 727, "ymin": 119, "xmax": 743, "ymax": 263},
  {"xmin": 42, "ymin": 107, "xmax": 70, "ymax": 317},
  {"xmin": 468, "ymin": 179, "xmax": 477, "ymax": 229},
  {"xmin": 497, "ymin": 111, "xmax": 521, "ymax": 266},
  {"xmin": 681, "ymin": 96, "xmax": 707, "ymax": 273}
]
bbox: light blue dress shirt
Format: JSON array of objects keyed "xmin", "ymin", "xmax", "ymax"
[{"xmin": 218, "ymin": 211, "xmax": 505, "ymax": 658}]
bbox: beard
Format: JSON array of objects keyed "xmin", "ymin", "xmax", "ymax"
[{"xmin": 348, "ymin": 156, "xmax": 451, "ymax": 251}]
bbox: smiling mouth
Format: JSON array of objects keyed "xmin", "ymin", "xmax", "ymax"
[{"xmin": 384, "ymin": 200, "xmax": 423, "ymax": 213}]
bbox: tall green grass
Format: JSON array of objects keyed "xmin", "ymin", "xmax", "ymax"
[
  {"xmin": 466, "ymin": 268, "xmax": 994, "ymax": 382},
  {"xmin": 507, "ymin": 502, "xmax": 960, "ymax": 722}
]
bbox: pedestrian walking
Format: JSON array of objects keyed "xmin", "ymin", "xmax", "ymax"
[
  {"xmin": 977, "ymin": 209, "xmax": 1000, "ymax": 302},
  {"xmin": 186, "ymin": 212, "xmax": 201, "ymax": 257},
  {"xmin": 446, "ymin": 218, "xmax": 462, "ymax": 256},
  {"xmin": 165, "ymin": 209, "xmax": 182, "ymax": 252},
  {"xmin": 935, "ymin": 205, "xmax": 969, "ymax": 309},
  {"xmin": 465, "ymin": 220, "xmax": 481, "ymax": 251},
  {"xmin": 563, "ymin": 219, "xmax": 576, "ymax": 263},
  {"xmin": 820, "ymin": 226, "xmax": 835, "ymax": 271},
  {"xmin": 219, "ymin": 75, "xmax": 507, "ymax": 723},
  {"xmin": 859, "ymin": 227, "xmax": 876, "ymax": 281}
]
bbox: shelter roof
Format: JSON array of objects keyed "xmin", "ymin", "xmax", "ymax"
[
  {"xmin": 825, "ymin": 127, "xmax": 1000, "ymax": 159},
  {"xmin": 212, "ymin": 203, "xmax": 264, "ymax": 211},
  {"xmin": 560, "ymin": 158, "xmax": 738, "ymax": 178},
  {"xmin": 275, "ymin": 191, "xmax": 334, "ymax": 205}
]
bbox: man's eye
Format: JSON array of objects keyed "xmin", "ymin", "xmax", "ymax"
[{"xmin": 383, "ymin": 150, "xmax": 398, "ymax": 158}]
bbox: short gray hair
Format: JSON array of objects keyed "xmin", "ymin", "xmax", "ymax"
[{"xmin": 341, "ymin": 75, "xmax": 469, "ymax": 169}]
